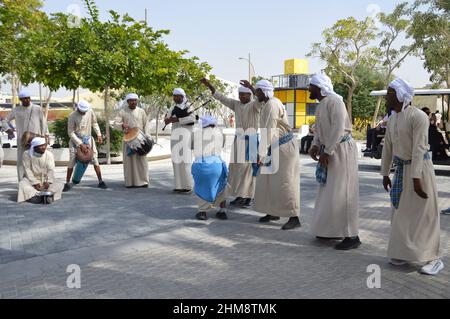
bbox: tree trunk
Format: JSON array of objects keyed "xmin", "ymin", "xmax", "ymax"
[
  {"xmin": 72, "ymin": 90, "xmax": 76, "ymax": 109},
  {"xmin": 372, "ymin": 97, "xmax": 383, "ymax": 127},
  {"xmin": 44, "ymin": 91, "xmax": 52, "ymax": 121},
  {"xmin": 155, "ymin": 108, "xmax": 160, "ymax": 143},
  {"xmin": 39, "ymin": 83, "xmax": 43, "ymax": 108},
  {"xmin": 346, "ymin": 84, "xmax": 356, "ymax": 121},
  {"xmin": 11, "ymin": 74, "xmax": 17, "ymax": 109},
  {"xmin": 104, "ymin": 86, "xmax": 111, "ymax": 165}
]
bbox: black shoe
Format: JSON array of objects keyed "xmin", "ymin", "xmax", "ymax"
[
  {"xmin": 27, "ymin": 196, "xmax": 43, "ymax": 204},
  {"xmin": 63, "ymin": 183, "xmax": 71, "ymax": 192},
  {"xmin": 259, "ymin": 215, "xmax": 281, "ymax": 223},
  {"xmin": 196, "ymin": 212, "xmax": 208, "ymax": 221},
  {"xmin": 362, "ymin": 148, "xmax": 372, "ymax": 153},
  {"xmin": 335, "ymin": 237, "xmax": 361, "ymax": 250},
  {"xmin": 230, "ymin": 197, "xmax": 244, "ymax": 206},
  {"xmin": 98, "ymin": 181, "xmax": 108, "ymax": 189},
  {"xmin": 316, "ymin": 236, "xmax": 344, "ymax": 241},
  {"xmin": 44, "ymin": 196, "xmax": 53, "ymax": 204},
  {"xmin": 281, "ymin": 217, "xmax": 301, "ymax": 230},
  {"xmin": 216, "ymin": 212, "xmax": 228, "ymax": 220},
  {"xmin": 175, "ymin": 189, "xmax": 191, "ymax": 193},
  {"xmin": 241, "ymin": 198, "xmax": 254, "ymax": 208}
]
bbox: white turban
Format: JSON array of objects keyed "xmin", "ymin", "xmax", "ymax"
[
  {"xmin": 238, "ymin": 86, "xmax": 253, "ymax": 94},
  {"xmin": 18, "ymin": 90, "xmax": 31, "ymax": 99},
  {"xmin": 173, "ymin": 88, "xmax": 187, "ymax": 106},
  {"xmin": 200, "ymin": 115, "xmax": 217, "ymax": 128},
  {"xmin": 310, "ymin": 74, "xmax": 335, "ymax": 97},
  {"xmin": 29, "ymin": 137, "xmax": 46, "ymax": 157},
  {"xmin": 173, "ymin": 88, "xmax": 186, "ymax": 97},
  {"xmin": 77, "ymin": 100, "xmax": 91, "ymax": 113},
  {"xmin": 255, "ymin": 80, "xmax": 274, "ymax": 99},
  {"xmin": 126, "ymin": 93, "xmax": 139, "ymax": 101},
  {"xmin": 388, "ymin": 78, "xmax": 415, "ymax": 111}
]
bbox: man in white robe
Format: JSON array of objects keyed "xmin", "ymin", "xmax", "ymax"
[
  {"xmin": 308, "ymin": 74, "xmax": 361, "ymax": 250},
  {"xmin": 165, "ymin": 88, "xmax": 194, "ymax": 193},
  {"xmin": 1, "ymin": 90, "xmax": 48, "ymax": 181},
  {"xmin": 114, "ymin": 93, "xmax": 151, "ymax": 188},
  {"xmin": 64, "ymin": 100, "xmax": 107, "ymax": 191},
  {"xmin": 201, "ymin": 78, "xmax": 260, "ymax": 208},
  {"xmin": 191, "ymin": 115, "xmax": 229, "ymax": 221},
  {"xmin": 381, "ymin": 78, "xmax": 444, "ymax": 275},
  {"xmin": 241, "ymin": 80, "xmax": 301, "ymax": 230},
  {"xmin": 18, "ymin": 137, "xmax": 64, "ymax": 204}
]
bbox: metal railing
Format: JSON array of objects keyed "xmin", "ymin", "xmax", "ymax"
[{"xmin": 272, "ymin": 74, "xmax": 312, "ymax": 89}]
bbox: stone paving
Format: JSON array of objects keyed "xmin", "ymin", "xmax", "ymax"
[{"xmin": 0, "ymin": 156, "xmax": 449, "ymax": 299}]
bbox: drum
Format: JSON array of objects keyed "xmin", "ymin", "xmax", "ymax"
[
  {"xmin": 21, "ymin": 131, "xmax": 38, "ymax": 149},
  {"xmin": 123, "ymin": 127, "xmax": 154, "ymax": 156},
  {"xmin": 37, "ymin": 191, "xmax": 54, "ymax": 205},
  {"xmin": 76, "ymin": 144, "xmax": 94, "ymax": 163}
]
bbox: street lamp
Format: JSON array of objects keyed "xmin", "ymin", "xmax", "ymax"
[{"xmin": 239, "ymin": 53, "xmax": 256, "ymax": 83}]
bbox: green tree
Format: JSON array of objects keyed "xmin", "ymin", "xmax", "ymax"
[
  {"xmin": 81, "ymin": 0, "xmax": 212, "ymax": 163},
  {"xmin": 308, "ymin": 17, "xmax": 379, "ymax": 119},
  {"xmin": 410, "ymin": 0, "xmax": 450, "ymax": 88},
  {"xmin": 0, "ymin": 0, "xmax": 46, "ymax": 107},
  {"xmin": 334, "ymin": 65, "xmax": 387, "ymax": 119},
  {"xmin": 372, "ymin": 2, "xmax": 418, "ymax": 126}
]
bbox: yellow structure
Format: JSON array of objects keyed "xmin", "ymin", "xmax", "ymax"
[
  {"xmin": 284, "ymin": 59, "xmax": 309, "ymax": 75},
  {"xmin": 272, "ymin": 59, "xmax": 317, "ymax": 129}
]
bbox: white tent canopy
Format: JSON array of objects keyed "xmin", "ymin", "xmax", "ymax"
[{"xmin": 370, "ymin": 89, "xmax": 450, "ymax": 96}]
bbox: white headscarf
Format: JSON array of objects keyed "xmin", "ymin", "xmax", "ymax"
[
  {"xmin": 173, "ymin": 88, "xmax": 188, "ymax": 107},
  {"xmin": 126, "ymin": 93, "xmax": 139, "ymax": 101},
  {"xmin": 77, "ymin": 100, "xmax": 91, "ymax": 113},
  {"xmin": 309, "ymin": 74, "xmax": 335, "ymax": 97},
  {"xmin": 200, "ymin": 115, "xmax": 217, "ymax": 128},
  {"xmin": 18, "ymin": 90, "xmax": 31, "ymax": 99},
  {"xmin": 388, "ymin": 78, "xmax": 415, "ymax": 111},
  {"xmin": 238, "ymin": 86, "xmax": 253, "ymax": 94},
  {"xmin": 29, "ymin": 137, "xmax": 46, "ymax": 157},
  {"xmin": 255, "ymin": 80, "xmax": 274, "ymax": 99}
]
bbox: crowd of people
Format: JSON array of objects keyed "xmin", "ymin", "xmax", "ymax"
[{"xmin": 0, "ymin": 74, "xmax": 447, "ymax": 276}]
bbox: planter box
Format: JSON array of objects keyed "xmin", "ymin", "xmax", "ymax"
[{"xmin": 2, "ymin": 147, "xmax": 71, "ymax": 166}]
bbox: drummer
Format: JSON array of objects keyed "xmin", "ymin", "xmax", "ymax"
[
  {"xmin": 18, "ymin": 137, "xmax": 64, "ymax": 204},
  {"xmin": 63, "ymin": 100, "xmax": 108, "ymax": 192},
  {"xmin": 114, "ymin": 93, "xmax": 152, "ymax": 188}
]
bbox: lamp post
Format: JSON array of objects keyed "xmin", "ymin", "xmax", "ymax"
[{"xmin": 239, "ymin": 53, "xmax": 256, "ymax": 83}]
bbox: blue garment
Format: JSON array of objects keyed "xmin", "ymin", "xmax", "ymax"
[
  {"xmin": 245, "ymin": 134, "xmax": 259, "ymax": 163},
  {"xmin": 253, "ymin": 131, "xmax": 295, "ymax": 177},
  {"xmin": 315, "ymin": 133, "xmax": 352, "ymax": 186},
  {"xmin": 315, "ymin": 145, "xmax": 327, "ymax": 186},
  {"xmin": 192, "ymin": 156, "xmax": 228, "ymax": 203},
  {"xmin": 72, "ymin": 135, "xmax": 91, "ymax": 185},
  {"xmin": 390, "ymin": 152, "xmax": 431, "ymax": 210}
]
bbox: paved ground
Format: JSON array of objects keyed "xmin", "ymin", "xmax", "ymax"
[{"xmin": 0, "ymin": 156, "xmax": 449, "ymax": 299}]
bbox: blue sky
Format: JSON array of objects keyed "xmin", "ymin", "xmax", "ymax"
[{"xmin": 10, "ymin": 0, "xmax": 433, "ymax": 97}]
